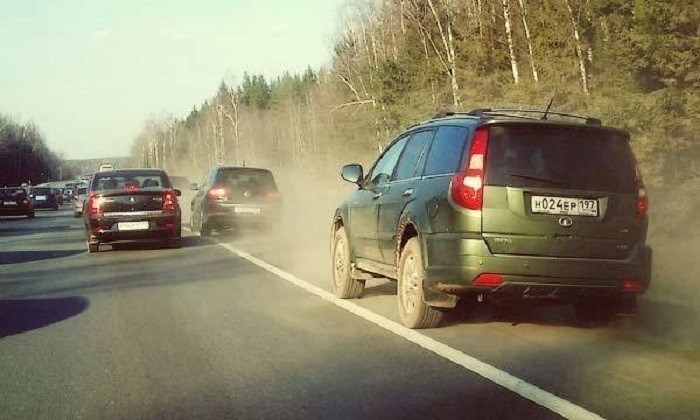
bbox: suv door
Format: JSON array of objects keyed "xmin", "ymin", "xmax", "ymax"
[
  {"xmin": 348, "ymin": 136, "xmax": 408, "ymax": 262},
  {"xmin": 481, "ymin": 124, "xmax": 645, "ymax": 259},
  {"xmin": 377, "ymin": 129, "xmax": 435, "ymax": 264}
]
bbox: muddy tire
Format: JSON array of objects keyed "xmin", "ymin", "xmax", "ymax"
[
  {"xmin": 194, "ymin": 210, "xmax": 211, "ymax": 237},
  {"xmin": 397, "ymin": 237, "xmax": 443, "ymax": 329},
  {"xmin": 200, "ymin": 219, "xmax": 211, "ymax": 237},
  {"xmin": 27, "ymin": 212, "xmax": 35, "ymax": 219},
  {"xmin": 86, "ymin": 241, "xmax": 99, "ymax": 253},
  {"xmin": 332, "ymin": 227, "xmax": 364, "ymax": 299}
]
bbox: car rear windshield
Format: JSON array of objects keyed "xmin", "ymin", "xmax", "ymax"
[
  {"xmin": 91, "ymin": 171, "xmax": 171, "ymax": 191},
  {"xmin": 485, "ymin": 125, "xmax": 637, "ymax": 192},
  {"xmin": 0, "ymin": 188, "xmax": 27, "ymax": 199},
  {"xmin": 215, "ymin": 169, "xmax": 277, "ymax": 192}
]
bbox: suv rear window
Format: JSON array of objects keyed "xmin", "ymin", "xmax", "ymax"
[
  {"xmin": 0, "ymin": 188, "xmax": 26, "ymax": 199},
  {"xmin": 485, "ymin": 125, "xmax": 637, "ymax": 192},
  {"xmin": 215, "ymin": 169, "xmax": 277, "ymax": 192}
]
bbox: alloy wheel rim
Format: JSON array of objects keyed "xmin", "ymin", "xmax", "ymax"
[
  {"xmin": 334, "ymin": 238, "xmax": 346, "ymax": 289},
  {"xmin": 401, "ymin": 255, "xmax": 419, "ymax": 314}
]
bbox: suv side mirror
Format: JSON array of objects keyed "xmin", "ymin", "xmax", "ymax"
[
  {"xmin": 189, "ymin": 183, "xmax": 198, "ymax": 191},
  {"xmin": 341, "ymin": 164, "xmax": 364, "ymax": 186}
]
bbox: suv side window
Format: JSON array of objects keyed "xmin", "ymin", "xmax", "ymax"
[
  {"xmin": 366, "ymin": 136, "xmax": 409, "ymax": 187},
  {"xmin": 423, "ymin": 126, "xmax": 470, "ymax": 176},
  {"xmin": 394, "ymin": 130, "xmax": 434, "ymax": 181},
  {"xmin": 201, "ymin": 169, "xmax": 213, "ymax": 189}
]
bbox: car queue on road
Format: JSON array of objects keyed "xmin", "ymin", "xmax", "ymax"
[{"xmin": 1, "ymin": 108, "xmax": 653, "ymax": 330}]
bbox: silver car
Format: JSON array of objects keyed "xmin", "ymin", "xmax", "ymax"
[{"xmin": 73, "ymin": 187, "xmax": 87, "ymax": 217}]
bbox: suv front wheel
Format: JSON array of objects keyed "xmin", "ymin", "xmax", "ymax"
[
  {"xmin": 398, "ymin": 237, "xmax": 443, "ymax": 329},
  {"xmin": 332, "ymin": 227, "xmax": 364, "ymax": 299}
]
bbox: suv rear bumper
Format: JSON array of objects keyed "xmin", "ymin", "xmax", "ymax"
[{"xmin": 423, "ymin": 234, "xmax": 651, "ymax": 305}]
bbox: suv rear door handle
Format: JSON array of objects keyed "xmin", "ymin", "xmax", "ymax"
[
  {"xmin": 372, "ymin": 192, "xmax": 383, "ymax": 199},
  {"xmin": 403, "ymin": 188, "xmax": 414, "ymax": 197}
]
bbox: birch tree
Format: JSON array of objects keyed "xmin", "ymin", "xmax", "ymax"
[
  {"xmin": 517, "ymin": 0, "xmax": 538, "ymax": 82},
  {"xmin": 564, "ymin": 0, "xmax": 589, "ymax": 94},
  {"xmin": 501, "ymin": 0, "xmax": 520, "ymax": 84}
]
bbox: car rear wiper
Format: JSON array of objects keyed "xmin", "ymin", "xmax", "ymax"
[{"xmin": 506, "ymin": 172, "xmax": 566, "ymax": 186}]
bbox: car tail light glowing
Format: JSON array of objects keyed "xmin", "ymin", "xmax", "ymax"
[
  {"xmin": 87, "ymin": 194, "xmax": 103, "ymax": 216},
  {"xmin": 451, "ymin": 127, "xmax": 489, "ymax": 210},
  {"xmin": 636, "ymin": 186, "xmax": 648, "ymax": 216},
  {"xmin": 472, "ymin": 273, "xmax": 503, "ymax": 287},
  {"xmin": 265, "ymin": 190, "xmax": 280, "ymax": 201},
  {"xmin": 163, "ymin": 189, "xmax": 178, "ymax": 213},
  {"xmin": 22, "ymin": 199, "xmax": 30, "ymax": 206},
  {"xmin": 634, "ymin": 159, "xmax": 648, "ymax": 216},
  {"xmin": 207, "ymin": 187, "xmax": 229, "ymax": 201},
  {"xmin": 621, "ymin": 279, "xmax": 643, "ymax": 293}
]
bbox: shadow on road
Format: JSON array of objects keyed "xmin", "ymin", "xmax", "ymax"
[
  {"xmin": 0, "ymin": 296, "xmax": 88, "ymax": 338},
  {"xmin": 107, "ymin": 235, "xmax": 206, "ymax": 251},
  {"xmin": 0, "ymin": 224, "xmax": 77, "ymax": 238},
  {"xmin": 0, "ymin": 249, "xmax": 84, "ymax": 265}
]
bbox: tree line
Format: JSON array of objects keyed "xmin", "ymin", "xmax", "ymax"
[
  {"xmin": 0, "ymin": 115, "xmax": 63, "ymax": 187},
  {"xmin": 131, "ymin": 0, "xmax": 699, "ymax": 188}
]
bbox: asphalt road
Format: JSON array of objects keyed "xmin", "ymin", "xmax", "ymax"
[{"xmin": 1, "ymin": 206, "xmax": 699, "ymax": 419}]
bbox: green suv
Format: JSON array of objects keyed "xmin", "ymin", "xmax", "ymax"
[{"xmin": 332, "ymin": 109, "xmax": 651, "ymax": 328}]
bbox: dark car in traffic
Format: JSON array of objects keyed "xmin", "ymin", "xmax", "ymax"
[
  {"xmin": 0, "ymin": 188, "xmax": 34, "ymax": 218},
  {"xmin": 189, "ymin": 166, "xmax": 281, "ymax": 236},
  {"xmin": 332, "ymin": 109, "xmax": 651, "ymax": 328},
  {"xmin": 83, "ymin": 169, "xmax": 182, "ymax": 252},
  {"xmin": 29, "ymin": 187, "xmax": 60, "ymax": 210}
]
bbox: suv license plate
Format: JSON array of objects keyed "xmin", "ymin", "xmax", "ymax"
[
  {"xmin": 117, "ymin": 221, "xmax": 149, "ymax": 231},
  {"xmin": 35, "ymin": 195, "xmax": 47, "ymax": 201},
  {"xmin": 234, "ymin": 206, "xmax": 261, "ymax": 214},
  {"xmin": 531, "ymin": 196, "xmax": 598, "ymax": 217}
]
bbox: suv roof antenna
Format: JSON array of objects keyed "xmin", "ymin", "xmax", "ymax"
[{"xmin": 541, "ymin": 97, "xmax": 554, "ymax": 120}]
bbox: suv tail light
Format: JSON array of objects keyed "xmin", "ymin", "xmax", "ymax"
[
  {"xmin": 636, "ymin": 184, "xmax": 648, "ymax": 216},
  {"xmin": 207, "ymin": 187, "xmax": 229, "ymax": 201},
  {"xmin": 451, "ymin": 127, "xmax": 489, "ymax": 210},
  {"xmin": 87, "ymin": 194, "xmax": 103, "ymax": 216},
  {"xmin": 634, "ymin": 159, "xmax": 648, "ymax": 216},
  {"xmin": 22, "ymin": 198, "xmax": 30, "ymax": 206},
  {"xmin": 163, "ymin": 189, "xmax": 178, "ymax": 213},
  {"xmin": 621, "ymin": 279, "xmax": 643, "ymax": 293}
]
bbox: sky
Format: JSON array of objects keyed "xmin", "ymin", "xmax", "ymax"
[{"xmin": 0, "ymin": 0, "xmax": 344, "ymax": 159}]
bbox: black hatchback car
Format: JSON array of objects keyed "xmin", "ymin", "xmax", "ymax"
[
  {"xmin": 190, "ymin": 166, "xmax": 281, "ymax": 236},
  {"xmin": 0, "ymin": 188, "xmax": 34, "ymax": 218},
  {"xmin": 83, "ymin": 169, "xmax": 182, "ymax": 252},
  {"xmin": 29, "ymin": 187, "xmax": 60, "ymax": 210},
  {"xmin": 332, "ymin": 109, "xmax": 651, "ymax": 328}
]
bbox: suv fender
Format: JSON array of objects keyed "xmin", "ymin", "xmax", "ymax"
[{"xmin": 396, "ymin": 206, "xmax": 458, "ymax": 309}]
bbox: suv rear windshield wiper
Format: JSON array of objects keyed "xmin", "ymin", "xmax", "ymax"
[{"xmin": 506, "ymin": 171, "xmax": 566, "ymax": 186}]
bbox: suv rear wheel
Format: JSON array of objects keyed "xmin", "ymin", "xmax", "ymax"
[
  {"xmin": 332, "ymin": 227, "xmax": 364, "ymax": 298},
  {"xmin": 86, "ymin": 241, "xmax": 99, "ymax": 253},
  {"xmin": 398, "ymin": 238, "xmax": 443, "ymax": 328}
]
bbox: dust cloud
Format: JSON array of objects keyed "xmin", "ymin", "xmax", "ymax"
[{"xmin": 175, "ymin": 159, "xmax": 700, "ymax": 354}]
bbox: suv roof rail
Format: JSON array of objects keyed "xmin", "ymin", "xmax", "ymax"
[{"xmin": 466, "ymin": 108, "xmax": 602, "ymax": 125}]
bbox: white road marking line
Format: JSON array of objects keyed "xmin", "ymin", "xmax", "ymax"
[{"xmin": 185, "ymin": 228, "xmax": 603, "ymax": 420}]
